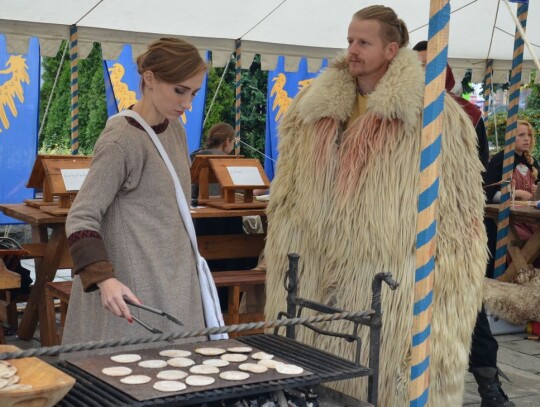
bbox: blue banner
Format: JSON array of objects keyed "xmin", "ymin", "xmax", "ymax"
[
  {"xmin": 0, "ymin": 36, "xmax": 40, "ymax": 224},
  {"xmin": 103, "ymin": 45, "xmax": 207, "ymax": 153},
  {"xmin": 264, "ymin": 56, "xmax": 327, "ymax": 180}
]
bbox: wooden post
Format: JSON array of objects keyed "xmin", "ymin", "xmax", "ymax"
[
  {"xmin": 234, "ymin": 39, "xmax": 241, "ymax": 155},
  {"xmin": 69, "ymin": 25, "xmax": 79, "ymax": 155}
]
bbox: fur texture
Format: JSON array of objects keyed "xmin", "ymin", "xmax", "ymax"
[
  {"xmin": 265, "ymin": 49, "xmax": 487, "ymax": 406},
  {"xmin": 484, "ymin": 269, "xmax": 540, "ymax": 325}
]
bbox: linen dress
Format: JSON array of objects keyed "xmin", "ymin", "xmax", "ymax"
[{"xmin": 62, "ymin": 116, "xmax": 205, "ymax": 344}]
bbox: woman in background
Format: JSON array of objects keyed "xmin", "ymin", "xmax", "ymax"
[{"xmin": 485, "ymin": 119, "xmax": 539, "ymax": 245}]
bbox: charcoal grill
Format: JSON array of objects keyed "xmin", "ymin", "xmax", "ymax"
[{"xmin": 53, "ymin": 254, "xmax": 398, "ymax": 406}]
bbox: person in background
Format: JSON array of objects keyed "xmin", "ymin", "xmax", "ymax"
[
  {"xmin": 190, "ymin": 122, "xmax": 235, "ymax": 202},
  {"xmin": 190, "ymin": 122, "xmax": 236, "ymax": 159},
  {"xmin": 63, "ymin": 37, "xmax": 222, "ymax": 344},
  {"xmin": 486, "ymin": 119, "xmax": 539, "ymax": 204},
  {"xmin": 486, "ymin": 119, "xmax": 539, "ymax": 251},
  {"xmin": 265, "ymin": 6, "xmax": 486, "ymax": 405},
  {"xmin": 415, "ymin": 40, "xmax": 515, "ymax": 407}
]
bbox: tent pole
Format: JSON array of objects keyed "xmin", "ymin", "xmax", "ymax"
[
  {"xmin": 234, "ymin": 39, "xmax": 241, "ymax": 155},
  {"xmin": 495, "ymin": 1, "xmax": 528, "ymax": 281},
  {"xmin": 482, "ymin": 59, "xmax": 493, "ymax": 122},
  {"xmin": 69, "ymin": 25, "xmax": 79, "ymax": 155},
  {"xmin": 409, "ymin": 1, "xmax": 449, "ymax": 406}
]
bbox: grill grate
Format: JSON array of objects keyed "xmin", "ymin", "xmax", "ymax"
[{"xmin": 54, "ymin": 334, "xmax": 371, "ymax": 406}]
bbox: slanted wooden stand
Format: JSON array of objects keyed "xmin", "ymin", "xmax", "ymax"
[
  {"xmin": 26, "ymin": 155, "xmax": 92, "ymax": 216},
  {"xmin": 206, "ymin": 158, "xmax": 270, "ymax": 209},
  {"xmin": 190, "ymin": 155, "xmax": 243, "ymax": 204},
  {"xmin": 24, "ymin": 154, "xmax": 92, "ymax": 215}
]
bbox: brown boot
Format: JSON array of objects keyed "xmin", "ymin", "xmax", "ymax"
[{"xmin": 470, "ymin": 367, "xmax": 515, "ymax": 407}]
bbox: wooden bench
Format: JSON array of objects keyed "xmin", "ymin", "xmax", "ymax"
[
  {"xmin": 45, "ymin": 233, "xmax": 266, "ymax": 343},
  {"xmin": 0, "ymin": 243, "xmax": 73, "ymax": 333},
  {"xmin": 0, "ymin": 260, "xmax": 21, "ymax": 344},
  {"xmin": 198, "ymin": 233, "xmax": 266, "ymax": 336}
]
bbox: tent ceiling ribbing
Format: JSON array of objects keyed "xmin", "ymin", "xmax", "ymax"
[{"xmin": 1, "ymin": 0, "xmax": 539, "ymax": 78}]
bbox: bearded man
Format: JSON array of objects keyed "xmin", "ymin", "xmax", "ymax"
[{"xmin": 265, "ymin": 5, "xmax": 487, "ymax": 406}]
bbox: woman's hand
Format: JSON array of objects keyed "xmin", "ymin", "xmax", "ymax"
[
  {"xmin": 97, "ymin": 278, "xmax": 140, "ymax": 322},
  {"xmin": 531, "ymin": 183, "xmax": 537, "ymax": 198}
]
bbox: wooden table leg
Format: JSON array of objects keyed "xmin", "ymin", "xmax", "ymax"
[
  {"xmin": 17, "ymin": 226, "xmax": 66, "ymax": 345},
  {"xmin": 44, "ymin": 284, "xmax": 61, "ymax": 345},
  {"xmin": 228, "ymin": 286, "xmax": 241, "ymax": 339},
  {"xmin": 499, "ymin": 227, "xmax": 540, "ymax": 282}
]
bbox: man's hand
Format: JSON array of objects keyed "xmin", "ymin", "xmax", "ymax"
[{"xmin": 97, "ymin": 278, "xmax": 140, "ymax": 322}]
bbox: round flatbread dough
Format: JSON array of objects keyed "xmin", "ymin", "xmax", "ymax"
[
  {"xmin": 110, "ymin": 354, "xmax": 142, "ymax": 364},
  {"xmin": 251, "ymin": 352, "xmax": 274, "ymax": 360},
  {"xmin": 185, "ymin": 375, "xmax": 215, "ymax": 387},
  {"xmin": 0, "ymin": 383, "xmax": 32, "ymax": 392},
  {"xmin": 120, "ymin": 375, "xmax": 152, "ymax": 385},
  {"xmin": 0, "ymin": 378, "xmax": 9, "ymax": 390},
  {"xmin": 189, "ymin": 365, "xmax": 220, "ymax": 375},
  {"xmin": 221, "ymin": 353, "xmax": 248, "ymax": 363},
  {"xmin": 138, "ymin": 360, "xmax": 168, "ymax": 369},
  {"xmin": 275, "ymin": 363, "xmax": 304, "ymax": 375},
  {"xmin": 195, "ymin": 347, "xmax": 226, "ymax": 356},
  {"xmin": 157, "ymin": 370, "xmax": 188, "ymax": 380},
  {"xmin": 6, "ymin": 375, "xmax": 19, "ymax": 385},
  {"xmin": 203, "ymin": 359, "xmax": 230, "ymax": 367},
  {"xmin": 219, "ymin": 371, "xmax": 250, "ymax": 381},
  {"xmin": 101, "ymin": 366, "xmax": 133, "ymax": 377},
  {"xmin": 0, "ymin": 361, "xmax": 17, "ymax": 379},
  {"xmin": 167, "ymin": 357, "xmax": 195, "ymax": 368},
  {"xmin": 227, "ymin": 346, "xmax": 252, "ymax": 353},
  {"xmin": 153, "ymin": 380, "xmax": 187, "ymax": 392},
  {"xmin": 258, "ymin": 359, "xmax": 284, "ymax": 369},
  {"xmin": 159, "ymin": 349, "xmax": 192, "ymax": 358},
  {"xmin": 239, "ymin": 363, "xmax": 268, "ymax": 374}
]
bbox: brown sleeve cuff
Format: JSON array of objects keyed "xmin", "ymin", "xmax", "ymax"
[
  {"xmin": 69, "ymin": 237, "xmax": 109, "ymax": 274},
  {"xmin": 79, "ymin": 261, "xmax": 115, "ymax": 292}
]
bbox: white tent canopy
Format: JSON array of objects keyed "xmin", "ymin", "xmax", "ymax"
[{"xmin": 1, "ymin": 0, "xmax": 538, "ymax": 81}]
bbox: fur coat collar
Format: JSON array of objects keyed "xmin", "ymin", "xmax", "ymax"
[{"xmin": 297, "ymin": 48, "xmax": 425, "ymax": 131}]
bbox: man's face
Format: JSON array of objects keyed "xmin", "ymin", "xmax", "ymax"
[
  {"xmin": 417, "ymin": 50, "xmax": 427, "ymax": 67},
  {"xmin": 347, "ymin": 18, "xmax": 398, "ymax": 82}
]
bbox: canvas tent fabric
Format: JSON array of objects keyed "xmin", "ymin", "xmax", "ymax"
[{"xmin": 0, "ymin": 0, "xmax": 538, "ymax": 80}]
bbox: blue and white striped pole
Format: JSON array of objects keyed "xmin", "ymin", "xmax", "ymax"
[
  {"xmin": 234, "ymin": 39, "xmax": 241, "ymax": 155},
  {"xmin": 494, "ymin": 1, "xmax": 528, "ymax": 280},
  {"xmin": 70, "ymin": 25, "xmax": 79, "ymax": 155},
  {"xmin": 482, "ymin": 59, "xmax": 493, "ymax": 122},
  {"xmin": 410, "ymin": 1, "xmax": 449, "ymax": 405}
]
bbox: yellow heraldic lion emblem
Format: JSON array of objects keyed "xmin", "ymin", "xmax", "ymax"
[
  {"xmin": 109, "ymin": 62, "xmax": 190, "ymax": 123},
  {"xmin": 271, "ymin": 73, "xmax": 313, "ymax": 122},
  {"xmin": 108, "ymin": 63, "xmax": 138, "ymax": 111},
  {"xmin": 0, "ymin": 55, "xmax": 30, "ymax": 133}
]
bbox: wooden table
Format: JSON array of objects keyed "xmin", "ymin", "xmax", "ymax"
[
  {"xmin": 0, "ymin": 203, "xmax": 266, "ymax": 346},
  {"xmin": 485, "ymin": 203, "xmax": 540, "ymax": 282}
]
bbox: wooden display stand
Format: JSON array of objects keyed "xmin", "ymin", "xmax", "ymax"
[
  {"xmin": 26, "ymin": 155, "xmax": 92, "ymax": 215},
  {"xmin": 190, "ymin": 155, "xmax": 243, "ymax": 204},
  {"xmin": 207, "ymin": 158, "xmax": 270, "ymax": 209}
]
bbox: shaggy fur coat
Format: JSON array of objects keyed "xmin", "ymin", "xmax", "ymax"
[
  {"xmin": 484, "ymin": 269, "xmax": 540, "ymax": 325},
  {"xmin": 264, "ymin": 49, "xmax": 487, "ymax": 406}
]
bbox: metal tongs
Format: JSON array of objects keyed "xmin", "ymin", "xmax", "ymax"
[{"xmin": 124, "ymin": 297, "xmax": 184, "ymax": 334}]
